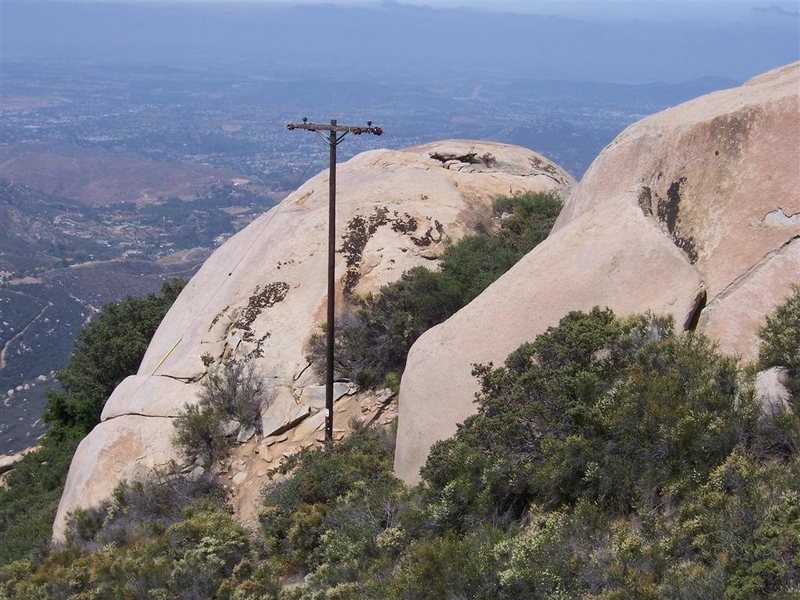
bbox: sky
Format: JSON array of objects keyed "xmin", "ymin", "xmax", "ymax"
[
  {"xmin": 304, "ymin": 0, "xmax": 800, "ymax": 21},
  {"xmin": 434, "ymin": 0, "xmax": 800, "ymax": 20},
  {"xmin": 1, "ymin": 0, "xmax": 798, "ymax": 83},
  {"xmin": 87, "ymin": 0, "xmax": 800, "ymax": 22},
  {"xmin": 6, "ymin": 0, "xmax": 800, "ymax": 21}
]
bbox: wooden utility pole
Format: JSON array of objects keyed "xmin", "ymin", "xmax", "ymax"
[{"xmin": 286, "ymin": 118, "xmax": 383, "ymax": 447}]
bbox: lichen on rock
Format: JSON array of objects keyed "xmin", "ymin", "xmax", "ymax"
[
  {"xmin": 340, "ymin": 208, "xmax": 441, "ymax": 296},
  {"xmin": 637, "ymin": 178, "xmax": 699, "ymax": 263},
  {"xmin": 234, "ymin": 281, "xmax": 290, "ymax": 333}
]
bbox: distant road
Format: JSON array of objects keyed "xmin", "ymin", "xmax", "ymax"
[{"xmin": 0, "ymin": 295, "xmax": 52, "ymax": 371}]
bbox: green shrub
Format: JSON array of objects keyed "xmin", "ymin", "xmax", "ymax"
[
  {"xmin": 173, "ymin": 402, "xmax": 227, "ymax": 463},
  {"xmin": 422, "ymin": 309, "xmax": 749, "ymax": 527},
  {"xmin": 9, "ymin": 492, "xmax": 251, "ymax": 599},
  {"xmin": 317, "ymin": 266, "xmax": 463, "ymax": 388},
  {"xmin": 758, "ymin": 285, "xmax": 800, "ymax": 393},
  {"xmin": 383, "ymin": 371, "xmax": 401, "ymax": 394},
  {"xmin": 173, "ymin": 357, "xmax": 271, "ymax": 463},
  {"xmin": 259, "ymin": 424, "xmax": 401, "ymax": 570},
  {"xmin": 383, "ymin": 529, "xmax": 507, "ymax": 600},
  {"xmin": 65, "ymin": 472, "xmax": 225, "ymax": 549},
  {"xmin": 492, "ymin": 190, "xmax": 563, "ymax": 254},
  {"xmin": 199, "ymin": 358, "xmax": 268, "ymax": 431}
]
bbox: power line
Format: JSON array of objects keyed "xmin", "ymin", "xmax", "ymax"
[{"xmin": 287, "ymin": 118, "xmax": 383, "ymax": 448}]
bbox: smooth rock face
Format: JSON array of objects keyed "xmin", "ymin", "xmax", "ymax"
[
  {"xmin": 699, "ymin": 238, "xmax": 800, "ymax": 362},
  {"xmin": 53, "ymin": 140, "xmax": 574, "ymax": 540},
  {"xmin": 555, "ymin": 62, "xmax": 800, "ymax": 360},
  {"xmin": 53, "ymin": 416, "xmax": 176, "ymax": 541},
  {"xmin": 394, "ymin": 62, "xmax": 800, "ymax": 484}
]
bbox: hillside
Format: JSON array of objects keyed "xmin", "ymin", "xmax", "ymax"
[
  {"xmin": 0, "ymin": 143, "xmax": 249, "ymax": 208},
  {"xmin": 0, "ymin": 175, "xmax": 278, "ymax": 454}
]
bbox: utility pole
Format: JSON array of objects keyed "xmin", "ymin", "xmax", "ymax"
[{"xmin": 287, "ymin": 118, "xmax": 383, "ymax": 447}]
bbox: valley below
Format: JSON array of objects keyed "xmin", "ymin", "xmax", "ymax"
[{"xmin": 0, "ymin": 159, "xmax": 280, "ymax": 454}]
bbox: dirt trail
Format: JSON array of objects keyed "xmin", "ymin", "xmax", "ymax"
[{"xmin": 0, "ymin": 301, "xmax": 52, "ymax": 371}]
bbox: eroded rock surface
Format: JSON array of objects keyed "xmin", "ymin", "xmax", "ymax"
[
  {"xmin": 53, "ymin": 140, "xmax": 573, "ymax": 540},
  {"xmin": 395, "ymin": 62, "xmax": 800, "ymax": 484}
]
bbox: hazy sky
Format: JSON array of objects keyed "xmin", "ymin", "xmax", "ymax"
[
  {"xmin": 111, "ymin": 0, "xmax": 800, "ymax": 21},
  {"xmin": 9, "ymin": 0, "xmax": 800, "ymax": 22},
  {"xmin": 411, "ymin": 0, "xmax": 800, "ymax": 20},
  {"xmin": 2, "ymin": 0, "xmax": 798, "ymax": 83}
]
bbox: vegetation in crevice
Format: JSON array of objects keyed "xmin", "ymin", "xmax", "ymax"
[
  {"xmin": 173, "ymin": 357, "xmax": 273, "ymax": 466},
  {"xmin": 309, "ymin": 191, "xmax": 564, "ymax": 389}
]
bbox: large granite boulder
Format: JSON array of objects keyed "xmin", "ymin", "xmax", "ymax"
[
  {"xmin": 395, "ymin": 62, "xmax": 800, "ymax": 484},
  {"xmin": 555, "ymin": 62, "xmax": 800, "ymax": 363},
  {"xmin": 53, "ymin": 140, "xmax": 574, "ymax": 541}
]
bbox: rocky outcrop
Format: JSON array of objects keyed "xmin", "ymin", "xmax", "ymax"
[
  {"xmin": 395, "ymin": 62, "xmax": 800, "ymax": 484},
  {"xmin": 53, "ymin": 140, "xmax": 574, "ymax": 541},
  {"xmin": 555, "ymin": 62, "xmax": 800, "ymax": 363}
]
